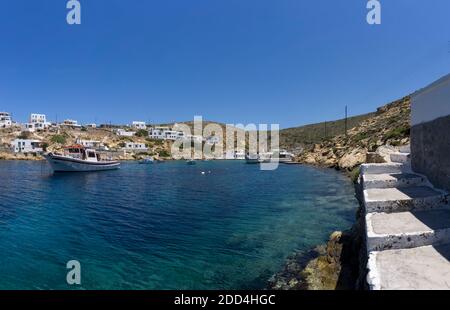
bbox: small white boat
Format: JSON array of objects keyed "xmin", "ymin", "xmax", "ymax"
[
  {"xmin": 278, "ymin": 150, "xmax": 295, "ymax": 163},
  {"xmin": 44, "ymin": 145, "xmax": 120, "ymax": 172},
  {"xmin": 139, "ymin": 157, "xmax": 154, "ymax": 164},
  {"xmin": 245, "ymin": 150, "xmax": 294, "ymax": 164}
]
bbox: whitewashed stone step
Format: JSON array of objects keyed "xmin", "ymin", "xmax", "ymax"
[
  {"xmin": 390, "ymin": 152, "xmax": 410, "ymax": 164},
  {"xmin": 367, "ymin": 243, "xmax": 450, "ymax": 290},
  {"xmin": 366, "ymin": 208, "xmax": 450, "ymax": 251},
  {"xmin": 362, "ymin": 173, "xmax": 425, "ymax": 189},
  {"xmin": 399, "ymin": 145, "xmax": 411, "ymax": 153},
  {"xmin": 364, "ymin": 186, "xmax": 447, "ymax": 213},
  {"xmin": 360, "ymin": 163, "xmax": 406, "ymax": 175}
]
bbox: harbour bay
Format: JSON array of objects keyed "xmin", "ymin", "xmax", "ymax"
[{"xmin": 0, "ymin": 160, "xmax": 358, "ymax": 289}]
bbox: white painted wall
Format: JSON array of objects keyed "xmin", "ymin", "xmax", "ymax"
[{"xmin": 412, "ymin": 74, "xmax": 450, "ymax": 126}]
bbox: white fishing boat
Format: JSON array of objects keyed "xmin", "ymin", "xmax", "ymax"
[
  {"xmin": 44, "ymin": 145, "xmax": 120, "ymax": 172},
  {"xmin": 139, "ymin": 157, "xmax": 154, "ymax": 164},
  {"xmin": 245, "ymin": 153, "xmax": 260, "ymax": 164},
  {"xmin": 278, "ymin": 149, "xmax": 295, "ymax": 163},
  {"xmin": 245, "ymin": 150, "xmax": 294, "ymax": 164}
]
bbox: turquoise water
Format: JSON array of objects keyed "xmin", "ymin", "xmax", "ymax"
[{"xmin": 0, "ymin": 160, "xmax": 358, "ymax": 289}]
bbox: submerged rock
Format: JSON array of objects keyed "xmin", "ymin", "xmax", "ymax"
[{"xmin": 269, "ymin": 206, "xmax": 367, "ymax": 290}]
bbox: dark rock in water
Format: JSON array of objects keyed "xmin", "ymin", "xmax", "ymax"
[{"xmin": 269, "ymin": 205, "xmax": 367, "ymax": 290}]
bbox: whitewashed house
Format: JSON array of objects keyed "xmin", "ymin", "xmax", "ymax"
[
  {"xmin": 85, "ymin": 123, "xmax": 97, "ymax": 128},
  {"xmin": 23, "ymin": 122, "xmax": 48, "ymax": 132},
  {"xmin": 0, "ymin": 112, "xmax": 12, "ymax": 128},
  {"xmin": 224, "ymin": 149, "xmax": 245, "ymax": 160},
  {"xmin": 23, "ymin": 123, "xmax": 36, "ymax": 132},
  {"xmin": 205, "ymin": 135, "xmax": 220, "ymax": 145},
  {"xmin": 235, "ymin": 150, "xmax": 246, "ymax": 159},
  {"xmin": 75, "ymin": 138, "xmax": 102, "ymax": 148},
  {"xmin": 61, "ymin": 119, "xmax": 81, "ymax": 128},
  {"xmin": 116, "ymin": 128, "xmax": 136, "ymax": 137},
  {"xmin": 30, "ymin": 113, "xmax": 51, "ymax": 130},
  {"xmin": 184, "ymin": 134, "xmax": 204, "ymax": 143},
  {"xmin": 149, "ymin": 126, "xmax": 170, "ymax": 140},
  {"xmin": 132, "ymin": 121, "xmax": 147, "ymax": 130},
  {"xmin": 149, "ymin": 126, "xmax": 188, "ymax": 141},
  {"xmin": 164, "ymin": 130, "xmax": 185, "ymax": 140},
  {"xmin": 11, "ymin": 139, "xmax": 43, "ymax": 153},
  {"xmin": 123, "ymin": 142, "xmax": 148, "ymax": 151},
  {"xmin": 224, "ymin": 150, "xmax": 236, "ymax": 160}
]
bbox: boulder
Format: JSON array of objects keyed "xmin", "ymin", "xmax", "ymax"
[{"xmin": 338, "ymin": 148, "xmax": 366, "ymax": 169}]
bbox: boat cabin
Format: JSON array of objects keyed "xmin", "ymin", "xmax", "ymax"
[{"xmin": 65, "ymin": 145, "xmax": 101, "ymax": 162}]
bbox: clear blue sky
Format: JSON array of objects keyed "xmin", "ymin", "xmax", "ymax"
[{"xmin": 0, "ymin": 0, "xmax": 449, "ymax": 128}]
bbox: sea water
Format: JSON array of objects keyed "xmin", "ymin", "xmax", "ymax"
[{"xmin": 0, "ymin": 160, "xmax": 358, "ymax": 289}]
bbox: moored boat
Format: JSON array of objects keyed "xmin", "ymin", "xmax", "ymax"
[
  {"xmin": 44, "ymin": 145, "xmax": 120, "ymax": 172},
  {"xmin": 245, "ymin": 153, "xmax": 260, "ymax": 164},
  {"xmin": 139, "ymin": 157, "xmax": 154, "ymax": 164},
  {"xmin": 245, "ymin": 150, "xmax": 294, "ymax": 164}
]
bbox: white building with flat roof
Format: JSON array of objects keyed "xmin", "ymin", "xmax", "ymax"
[
  {"xmin": 61, "ymin": 119, "xmax": 81, "ymax": 128},
  {"xmin": 0, "ymin": 112, "xmax": 12, "ymax": 128},
  {"xmin": 205, "ymin": 135, "xmax": 220, "ymax": 145},
  {"xmin": 149, "ymin": 126, "xmax": 188, "ymax": 141},
  {"xmin": 11, "ymin": 139, "xmax": 43, "ymax": 153},
  {"xmin": 123, "ymin": 142, "xmax": 148, "ymax": 151},
  {"xmin": 132, "ymin": 121, "xmax": 147, "ymax": 130},
  {"xmin": 116, "ymin": 128, "xmax": 136, "ymax": 137},
  {"xmin": 184, "ymin": 134, "xmax": 204, "ymax": 143},
  {"xmin": 75, "ymin": 138, "xmax": 102, "ymax": 149},
  {"xmin": 23, "ymin": 122, "xmax": 48, "ymax": 132},
  {"xmin": 30, "ymin": 113, "xmax": 46, "ymax": 123},
  {"xmin": 149, "ymin": 126, "xmax": 170, "ymax": 140}
]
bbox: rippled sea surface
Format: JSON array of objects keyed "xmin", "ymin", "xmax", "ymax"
[{"xmin": 0, "ymin": 160, "xmax": 358, "ymax": 289}]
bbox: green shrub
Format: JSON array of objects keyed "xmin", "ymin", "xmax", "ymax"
[
  {"xmin": 18, "ymin": 131, "xmax": 31, "ymax": 139},
  {"xmin": 149, "ymin": 139, "xmax": 163, "ymax": 146},
  {"xmin": 354, "ymin": 132, "xmax": 368, "ymax": 141},
  {"xmin": 158, "ymin": 149, "xmax": 171, "ymax": 158},
  {"xmin": 384, "ymin": 126, "xmax": 410, "ymax": 141},
  {"xmin": 349, "ymin": 166, "xmax": 361, "ymax": 184},
  {"xmin": 135, "ymin": 129, "xmax": 149, "ymax": 137},
  {"xmin": 42, "ymin": 142, "xmax": 49, "ymax": 152},
  {"xmin": 51, "ymin": 134, "xmax": 67, "ymax": 144}
]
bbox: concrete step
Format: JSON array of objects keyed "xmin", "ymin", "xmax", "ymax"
[
  {"xmin": 367, "ymin": 243, "xmax": 450, "ymax": 290},
  {"xmin": 362, "ymin": 173, "xmax": 426, "ymax": 189},
  {"xmin": 364, "ymin": 186, "xmax": 448, "ymax": 213},
  {"xmin": 399, "ymin": 145, "xmax": 411, "ymax": 153},
  {"xmin": 390, "ymin": 152, "xmax": 410, "ymax": 164},
  {"xmin": 360, "ymin": 163, "xmax": 406, "ymax": 175},
  {"xmin": 366, "ymin": 208, "xmax": 450, "ymax": 251}
]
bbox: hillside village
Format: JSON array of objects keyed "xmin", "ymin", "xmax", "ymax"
[{"xmin": 0, "ymin": 113, "xmax": 245, "ymax": 161}]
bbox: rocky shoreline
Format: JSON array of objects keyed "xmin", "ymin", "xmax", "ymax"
[
  {"xmin": 268, "ymin": 193, "xmax": 367, "ymax": 290},
  {"xmin": 267, "ymin": 96, "xmax": 412, "ymax": 290}
]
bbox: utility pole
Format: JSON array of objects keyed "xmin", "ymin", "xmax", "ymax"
[
  {"xmin": 345, "ymin": 105, "xmax": 348, "ymax": 137},
  {"xmin": 324, "ymin": 121, "xmax": 327, "ymax": 139}
]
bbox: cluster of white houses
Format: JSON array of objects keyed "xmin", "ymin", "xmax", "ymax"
[
  {"xmin": 0, "ymin": 112, "xmax": 83, "ymax": 132},
  {"xmin": 2, "ymin": 113, "xmax": 224, "ymax": 155},
  {"xmin": 2, "ymin": 113, "xmax": 218, "ymax": 143}
]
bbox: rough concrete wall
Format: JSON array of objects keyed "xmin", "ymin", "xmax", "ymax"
[{"xmin": 411, "ymin": 114, "xmax": 450, "ymax": 192}]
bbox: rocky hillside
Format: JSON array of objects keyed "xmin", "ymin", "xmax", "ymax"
[
  {"xmin": 294, "ymin": 96, "xmax": 411, "ymax": 171},
  {"xmin": 280, "ymin": 112, "xmax": 375, "ymax": 153}
]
